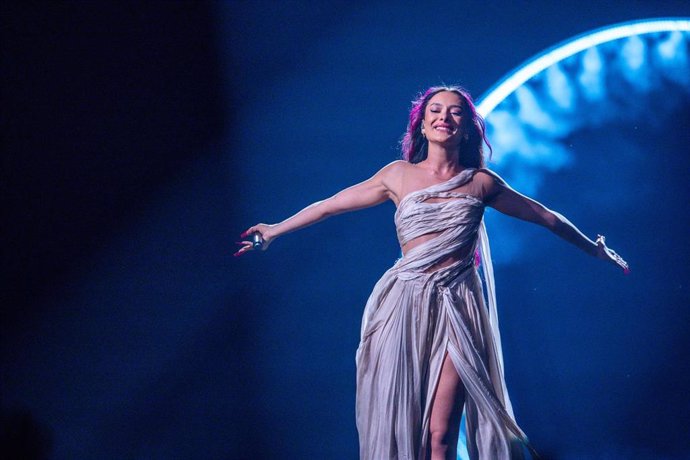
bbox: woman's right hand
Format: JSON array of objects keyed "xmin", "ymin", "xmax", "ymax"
[{"xmin": 234, "ymin": 223, "xmax": 276, "ymax": 257}]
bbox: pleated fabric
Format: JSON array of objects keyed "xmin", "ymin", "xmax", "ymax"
[{"xmin": 355, "ymin": 169, "xmax": 535, "ymax": 460}]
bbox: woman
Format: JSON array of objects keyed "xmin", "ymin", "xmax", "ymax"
[{"xmin": 235, "ymin": 86, "xmax": 629, "ymax": 460}]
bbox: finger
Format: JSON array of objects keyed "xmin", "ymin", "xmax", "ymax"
[
  {"xmin": 240, "ymin": 226, "xmax": 258, "ymax": 238},
  {"xmin": 614, "ymin": 255, "xmax": 629, "ymax": 272},
  {"xmin": 233, "ymin": 245, "xmax": 252, "ymax": 257},
  {"xmin": 611, "ymin": 251, "xmax": 625, "ymax": 264},
  {"xmin": 234, "ymin": 241, "xmax": 253, "ymax": 251}
]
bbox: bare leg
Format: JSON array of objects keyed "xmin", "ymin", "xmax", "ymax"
[{"xmin": 428, "ymin": 352, "xmax": 466, "ymax": 460}]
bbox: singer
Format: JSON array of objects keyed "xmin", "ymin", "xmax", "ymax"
[{"xmin": 236, "ymin": 86, "xmax": 628, "ymax": 460}]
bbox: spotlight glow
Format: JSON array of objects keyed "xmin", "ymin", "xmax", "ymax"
[
  {"xmin": 472, "ymin": 18, "xmax": 690, "ymax": 266},
  {"xmin": 477, "ymin": 18, "xmax": 690, "ymax": 116}
]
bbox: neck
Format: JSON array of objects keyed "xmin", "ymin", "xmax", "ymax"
[{"xmin": 422, "ymin": 144, "xmax": 463, "ymax": 176}]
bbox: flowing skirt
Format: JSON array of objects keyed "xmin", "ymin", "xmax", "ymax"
[{"xmin": 355, "ymin": 258, "xmax": 531, "ymax": 460}]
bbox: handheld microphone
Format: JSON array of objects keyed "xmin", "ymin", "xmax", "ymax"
[{"xmin": 251, "ymin": 232, "xmax": 264, "ymax": 250}]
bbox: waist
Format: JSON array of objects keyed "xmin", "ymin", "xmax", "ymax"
[{"xmin": 394, "ymin": 254, "xmax": 476, "ymax": 287}]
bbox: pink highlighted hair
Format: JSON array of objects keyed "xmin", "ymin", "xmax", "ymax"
[{"xmin": 400, "ymin": 86, "xmax": 492, "ymax": 168}]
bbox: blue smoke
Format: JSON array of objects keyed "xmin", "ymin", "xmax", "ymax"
[{"xmin": 483, "ymin": 30, "xmax": 690, "ymax": 265}]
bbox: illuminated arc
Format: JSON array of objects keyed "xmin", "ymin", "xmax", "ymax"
[{"xmin": 476, "ymin": 18, "xmax": 690, "ymax": 117}]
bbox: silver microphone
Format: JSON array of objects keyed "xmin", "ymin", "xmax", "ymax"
[{"xmin": 251, "ymin": 232, "xmax": 264, "ymax": 250}]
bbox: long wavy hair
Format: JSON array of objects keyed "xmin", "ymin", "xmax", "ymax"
[{"xmin": 400, "ymin": 86, "xmax": 492, "ymax": 168}]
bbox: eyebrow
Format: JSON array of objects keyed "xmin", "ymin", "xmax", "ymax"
[{"xmin": 428, "ymin": 102, "xmax": 463, "ymax": 109}]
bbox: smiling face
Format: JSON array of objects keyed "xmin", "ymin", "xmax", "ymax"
[
  {"xmin": 421, "ymin": 91, "xmax": 465, "ymax": 146},
  {"xmin": 402, "ymin": 85, "xmax": 488, "ymax": 166}
]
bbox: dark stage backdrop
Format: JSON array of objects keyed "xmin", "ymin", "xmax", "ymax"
[{"xmin": 2, "ymin": 1, "xmax": 689, "ymax": 459}]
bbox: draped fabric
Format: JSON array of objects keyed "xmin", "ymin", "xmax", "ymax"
[{"xmin": 355, "ymin": 169, "xmax": 534, "ymax": 459}]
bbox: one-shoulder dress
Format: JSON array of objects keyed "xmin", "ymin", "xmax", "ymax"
[{"xmin": 355, "ymin": 168, "xmax": 535, "ymax": 459}]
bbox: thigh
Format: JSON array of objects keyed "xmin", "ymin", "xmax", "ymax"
[{"xmin": 430, "ymin": 352, "xmax": 466, "ymax": 439}]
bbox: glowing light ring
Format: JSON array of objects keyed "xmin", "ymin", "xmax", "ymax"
[{"xmin": 477, "ymin": 18, "xmax": 690, "ymax": 117}]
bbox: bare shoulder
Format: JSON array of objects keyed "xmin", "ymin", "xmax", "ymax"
[
  {"xmin": 375, "ymin": 160, "xmax": 412, "ymax": 203},
  {"xmin": 376, "ymin": 159, "xmax": 409, "ymax": 178},
  {"xmin": 375, "ymin": 159, "xmax": 410, "ymax": 187}
]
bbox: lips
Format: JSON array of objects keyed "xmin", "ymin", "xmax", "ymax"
[{"xmin": 433, "ymin": 125, "xmax": 455, "ymax": 133}]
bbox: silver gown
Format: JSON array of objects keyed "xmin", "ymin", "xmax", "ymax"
[{"xmin": 355, "ymin": 168, "xmax": 535, "ymax": 459}]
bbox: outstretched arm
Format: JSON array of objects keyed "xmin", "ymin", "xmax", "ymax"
[
  {"xmin": 234, "ymin": 161, "xmax": 403, "ymax": 256},
  {"xmin": 476, "ymin": 170, "xmax": 629, "ymax": 273}
]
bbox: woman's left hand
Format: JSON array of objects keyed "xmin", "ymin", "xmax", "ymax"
[{"xmin": 595, "ymin": 235, "xmax": 630, "ymax": 274}]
